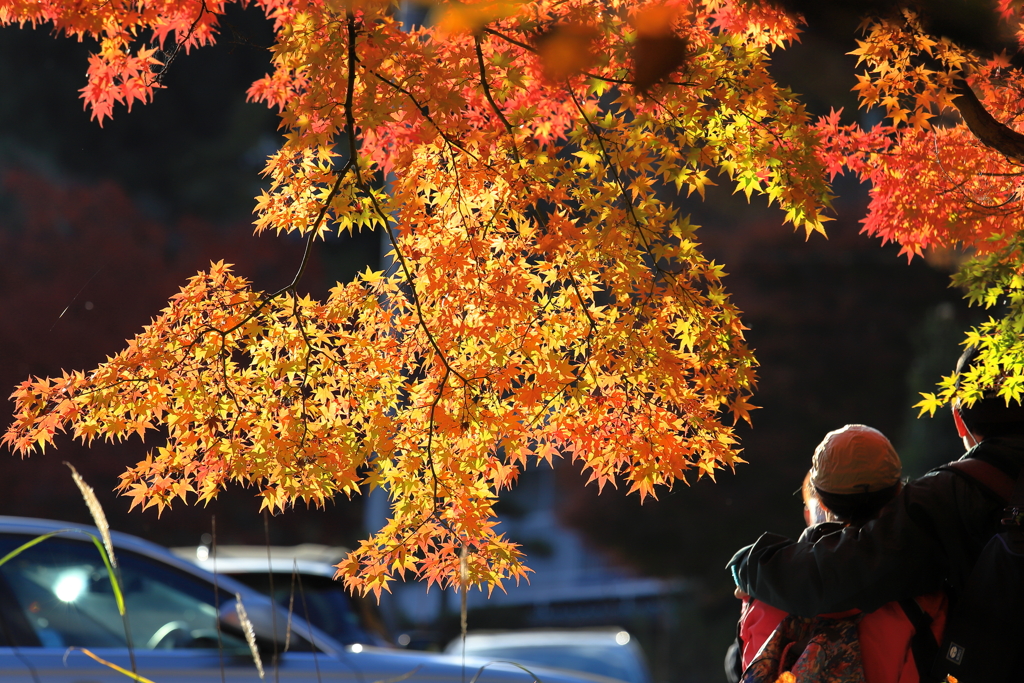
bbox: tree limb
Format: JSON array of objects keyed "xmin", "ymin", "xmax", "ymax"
[{"xmin": 951, "ymin": 78, "xmax": 1024, "ymax": 164}]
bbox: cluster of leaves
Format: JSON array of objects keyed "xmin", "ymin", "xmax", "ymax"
[
  {"xmin": 16, "ymin": 0, "xmax": 1024, "ymax": 593},
  {"xmin": 917, "ymin": 236, "xmax": 1024, "ymax": 414},
  {"xmin": 0, "ymin": 0, "xmax": 831, "ymax": 595},
  {"xmin": 800, "ymin": 2, "xmax": 1024, "ymax": 414},
  {"xmin": 817, "ymin": 5, "xmax": 1024, "ymax": 261}
]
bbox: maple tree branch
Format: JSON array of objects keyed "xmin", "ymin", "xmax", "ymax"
[
  {"xmin": 440, "ymin": 144, "xmax": 512, "ymax": 306},
  {"xmin": 278, "ymin": 167, "xmax": 350, "ymax": 296},
  {"xmin": 474, "ymin": 35, "xmax": 521, "ymax": 163},
  {"xmin": 426, "ymin": 366, "xmax": 451, "ymax": 505},
  {"xmin": 153, "ymin": 0, "xmax": 210, "ymax": 85},
  {"xmin": 292, "ymin": 295, "xmax": 314, "ymax": 451},
  {"xmin": 524, "ymin": 369, "xmax": 588, "ymax": 431},
  {"xmin": 975, "ymin": 170, "xmax": 1024, "ymax": 178},
  {"xmin": 481, "ymin": 28, "xmax": 695, "ymax": 88},
  {"xmin": 376, "ymin": 215, "xmax": 471, "ymax": 389},
  {"xmin": 567, "ymin": 90, "xmax": 664, "ymax": 272},
  {"xmin": 120, "ymin": 161, "xmax": 355, "ymax": 442},
  {"xmin": 90, "ymin": 285, "xmax": 247, "ymax": 402},
  {"xmin": 370, "ymin": 70, "xmax": 480, "ymax": 163},
  {"xmin": 159, "ymin": 161, "xmax": 352, "ymax": 380},
  {"xmin": 566, "ymin": 93, "xmax": 711, "ymax": 382},
  {"xmin": 481, "ymin": 28, "xmax": 535, "ymax": 53},
  {"xmin": 566, "ymin": 270, "xmax": 598, "ymax": 362},
  {"xmin": 341, "ymin": 13, "xmax": 469, "ymax": 388},
  {"xmin": 930, "ymin": 130, "xmax": 1023, "ymax": 212},
  {"xmin": 343, "ymin": 14, "xmax": 375, "ymax": 233},
  {"xmin": 566, "ymin": 292, "xmax": 597, "ymax": 342},
  {"xmin": 215, "ymin": 332, "xmax": 244, "ymax": 435},
  {"xmin": 56, "ymin": 272, "xmax": 336, "ymax": 464},
  {"xmin": 950, "ymin": 78, "xmax": 1024, "ymax": 164},
  {"xmin": 359, "ymin": 173, "xmax": 469, "ymax": 390},
  {"xmin": 443, "ymin": 154, "xmax": 486, "ymax": 294},
  {"xmin": 567, "ymin": 90, "xmax": 703, "ymax": 326},
  {"xmin": 568, "ymin": 92, "xmax": 641, "ymax": 226},
  {"xmin": 173, "ymin": 162, "xmax": 353, "ymax": 366}
]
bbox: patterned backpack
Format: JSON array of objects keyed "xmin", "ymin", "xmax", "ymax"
[{"xmin": 740, "ymin": 613, "xmax": 866, "ymax": 683}]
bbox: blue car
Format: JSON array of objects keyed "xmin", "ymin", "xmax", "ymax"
[{"xmin": 0, "ymin": 516, "xmax": 621, "ymax": 683}]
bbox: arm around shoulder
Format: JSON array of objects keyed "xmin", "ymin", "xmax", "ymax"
[{"xmin": 727, "ymin": 478, "xmax": 953, "ymax": 616}]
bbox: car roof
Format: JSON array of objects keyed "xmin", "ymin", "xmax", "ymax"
[
  {"xmin": 172, "ymin": 543, "xmax": 349, "ymax": 564},
  {"xmin": 0, "ymin": 515, "xmax": 212, "ymax": 573},
  {"xmin": 183, "ymin": 556, "xmax": 340, "ymax": 578},
  {"xmin": 170, "ymin": 544, "xmax": 346, "ymax": 577},
  {"xmin": 456, "ymin": 628, "xmax": 639, "ymax": 649}
]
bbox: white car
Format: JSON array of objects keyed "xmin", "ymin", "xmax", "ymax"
[
  {"xmin": 445, "ymin": 629, "xmax": 652, "ymax": 683},
  {"xmin": 0, "ymin": 516, "xmax": 622, "ymax": 683}
]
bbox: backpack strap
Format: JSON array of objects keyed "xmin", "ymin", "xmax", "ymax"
[
  {"xmin": 940, "ymin": 458, "xmax": 1014, "ymax": 503},
  {"xmin": 898, "ymin": 597, "xmax": 939, "ymax": 683},
  {"xmin": 1003, "ymin": 461, "xmax": 1024, "ymax": 527}
]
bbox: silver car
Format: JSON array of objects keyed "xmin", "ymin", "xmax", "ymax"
[
  {"xmin": 445, "ymin": 629, "xmax": 652, "ymax": 683},
  {"xmin": 0, "ymin": 516, "xmax": 619, "ymax": 683}
]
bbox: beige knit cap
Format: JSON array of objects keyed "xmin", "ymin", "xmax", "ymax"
[{"xmin": 809, "ymin": 424, "xmax": 902, "ymax": 495}]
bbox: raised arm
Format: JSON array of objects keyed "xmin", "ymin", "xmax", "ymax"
[{"xmin": 727, "ymin": 470, "xmax": 981, "ymax": 616}]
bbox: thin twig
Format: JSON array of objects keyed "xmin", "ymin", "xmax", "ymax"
[
  {"xmin": 212, "ymin": 516, "xmax": 226, "ymax": 683},
  {"xmin": 342, "ymin": 13, "xmax": 469, "ymax": 387},
  {"xmin": 154, "ymin": 0, "xmax": 210, "ymax": 85},
  {"xmin": 264, "ymin": 512, "xmax": 281, "ymax": 683},
  {"xmin": 474, "ymin": 34, "xmax": 521, "ymax": 163},
  {"xmin": 480, "ymin": 28, "xmax": 694, "ymax": 87},
  {"xmin": 370, "ymin": 70, "xmax": 480, "ymax": 162}
]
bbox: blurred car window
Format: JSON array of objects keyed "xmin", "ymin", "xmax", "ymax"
[{"xmin": 0, "ymin": 534, "xmax": 252, "ymax": 652}]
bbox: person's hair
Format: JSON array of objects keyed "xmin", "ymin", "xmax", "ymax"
[
  {"xmin": 955, "ymin": 345, "xmax": 1024, "ymax": 439},
  {"xmin": 813, "ymin": 483, "xmax": 901, "ymax": 527}
]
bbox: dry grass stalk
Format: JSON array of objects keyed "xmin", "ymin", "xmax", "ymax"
[
  {"xmin": 459, "ymin": 543, "xmax": 469, "ymax": 641},
  {"xmin": 235, "ymin": 592, "xmax": 265, "ymax": 679},
  {"xmin": 65, "ymin": 462, "xmax": 116, "ymax": 568}
]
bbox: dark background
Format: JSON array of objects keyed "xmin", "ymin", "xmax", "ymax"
[{"xmin": 0, "ymin": 6, "xmax": 980, "ymax": 681}]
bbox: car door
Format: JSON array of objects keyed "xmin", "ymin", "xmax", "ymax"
[{"xmin": 0, "ymin": 532, "xmax": 359, "ymax": 683}]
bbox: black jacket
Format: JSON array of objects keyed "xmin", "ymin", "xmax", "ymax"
[{"xmin": 727, "ymin": 437, "xmax": 1024, "ymax": 617}]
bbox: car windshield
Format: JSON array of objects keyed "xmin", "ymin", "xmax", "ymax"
[{"xmin": 0, "ymin": 534, "xmax": 251, "ymax": 652}]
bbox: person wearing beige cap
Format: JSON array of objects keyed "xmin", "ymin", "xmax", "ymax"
[
  {"xmin": 807, "ymin": 424, "xmax": 903, "ymax": 526},
  {"xmin": 728, "ymin": 425, "xmax": 946, "ymax": 683},
  {"xmin": 730, "ymin": 343, "xmax": 1024, "ymax": 683}
]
